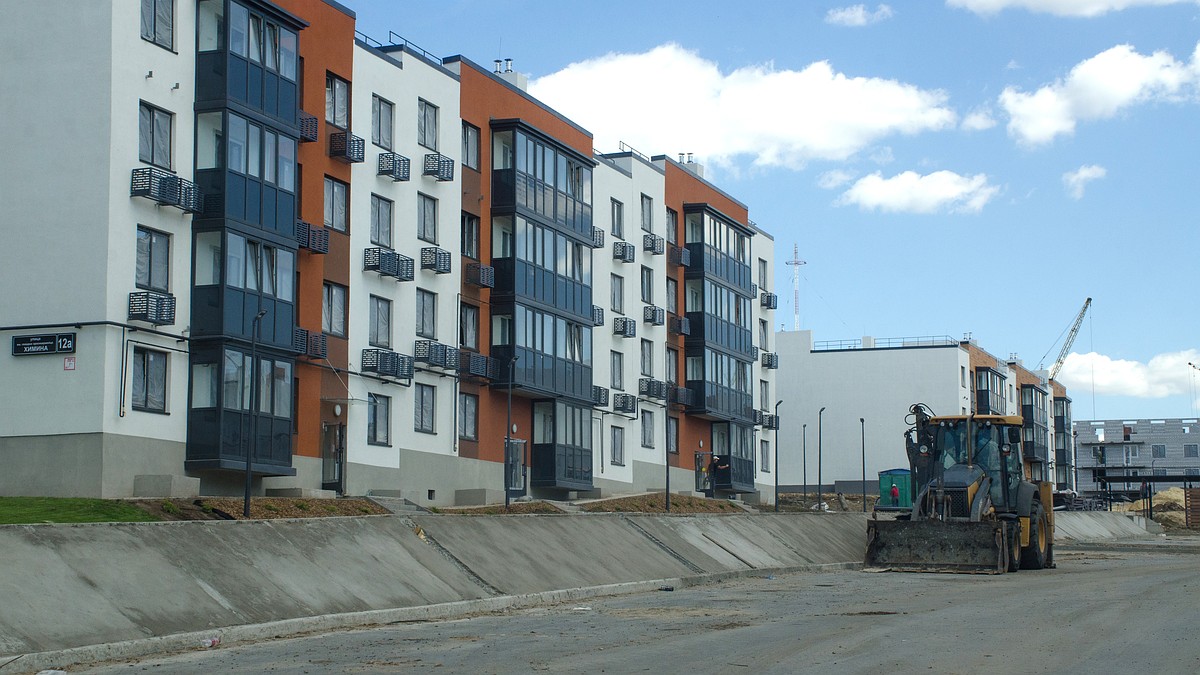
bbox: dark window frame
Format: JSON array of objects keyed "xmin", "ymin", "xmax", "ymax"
[{"xmin": 132, "ymin": 346, "xmax": 168, "ymax": 413}]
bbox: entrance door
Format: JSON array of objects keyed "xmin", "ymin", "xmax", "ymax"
[{"xmin": 321, "ymin": 423, "xmax": 345, "ymax": 493}]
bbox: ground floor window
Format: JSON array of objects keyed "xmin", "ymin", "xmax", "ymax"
[{"xmin": 132, "ymin": 347, "xmax": 167, "ymax": 412}]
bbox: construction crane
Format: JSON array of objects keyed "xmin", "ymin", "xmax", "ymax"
[{"xmin": 1040, "ymin": 297, "xmax": 1091, "ymax": 381}]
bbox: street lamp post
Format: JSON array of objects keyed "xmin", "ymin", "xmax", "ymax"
[
  {"xmin": 860, "ymin": 417, "xmax": 866, "ymax": 512},
  {"xmin": 817, "ymin": 407, "xmax": 826, "ymax": 511},
  {"xmin": 505, "ymin": 355, "xmax": 518, "ymax": 510},
  {"xmin": 244, "ymin": 309, "xmax": 268, "ymax": 519},
  {"xmin": 774, "ymin": 400, "xmax": 783, "ymax": 512},
  {"xmin": 802, "ymin": 424, "xmax": 807, "ymax": 503},
  {"xmin": 664, "ymin": 418, "xmax": 670, "ymax": 513}
]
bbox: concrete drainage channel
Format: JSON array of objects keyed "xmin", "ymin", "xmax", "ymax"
[{"xmin": 0, "ymin": 511, "xmax": 1155, "ymax": 673}]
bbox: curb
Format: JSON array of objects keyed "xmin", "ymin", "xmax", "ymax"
[{"xmin": 1, "ymin": 562, "xmax": 859, "ymax": 673}]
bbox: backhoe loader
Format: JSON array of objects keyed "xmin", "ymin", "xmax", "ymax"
[{"xmin": 864, "ymin": 403, "xmax": 1054, "ymax": 573}]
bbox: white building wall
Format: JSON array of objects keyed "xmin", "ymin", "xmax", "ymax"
[
  {"xmin": 775, "ymin": 330, "xmax": 968, "ymax": 489},
  {"xmin": 344, "ymin": 44, "xmax": 461, "ymax": 487},
  {"xmin": 751, "ymin": 229, "xmax": 778, "ymax": 496}
]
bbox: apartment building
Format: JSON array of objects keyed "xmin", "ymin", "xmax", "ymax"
[
  {"xmin": 1073, "ymin": 418, "xmax": 1200, "ymax": 497},
  {"xmin": 0, "ymin": 0, "xmax": 776, "ymax": 506},
  {"xmin": 775, "ymin": 331, "xmax": 1071, "ymax": 492}
]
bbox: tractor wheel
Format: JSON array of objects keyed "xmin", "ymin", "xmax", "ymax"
[
  {"xmin": 1006, "ymin": 520, "xmax": 1021, "ymax": 573},
  {"xmin": 1021, "ymin": 501, "xmax": 1049, "ymax": 570}
]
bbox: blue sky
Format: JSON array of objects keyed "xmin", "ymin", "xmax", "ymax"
[{"xmin": 352, "ymin": 0, "xmax": 1200, "ymax": 421}]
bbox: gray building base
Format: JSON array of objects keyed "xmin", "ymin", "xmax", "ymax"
[{"xmin": 0, "ymin": 433, "xmax": 187, "ymax": 498}]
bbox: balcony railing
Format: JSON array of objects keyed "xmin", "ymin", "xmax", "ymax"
[
  {"xmin": 294, "ymin": 220, "xmax": 329, "ymax": 254},
  {"xmin": 761, "ymin": 352, "xmax": 779, "ymax": 369},
  {"xmin": 466, "ymin": 262, "xmax": 495, "ymax": 288},
  {"xmin": 669, "ymin": 245, "xmax": 691, "ymax": 267},
  {"xmin": 643, "ymin": 305, "xmax": 665, "ymax": 326},
  {"xmin": 423, "ymin": 153, "xmax": 455, "ymax": 181},
  {"xmin": 307, "ymin": 331, "xmax": 328, "ymax": 359},
  {"xmin": 613, "ymin": 393, "xmax": 638, "ymax": 413},
  {"xmin": 592, "ymin": 305, "xmax": 605, "ymax": 327},
  {"xmin": 364, "ymin": 247, "xmax": 415, "ymax": 281},
  {"xmin": 592, "ymin": 385, "xmax": 610, "ymax": 407},
  {"xmin": 362, "ymin": 348, "xmax": 414, "ymax": 379},
  {"xmin": 613, "ymin": 241, "xmax": 635, "ymax": 263},
  {"xmin": 128, "ymin": 290, "xmax": 176, "ymax": 325},
  {"xmin": 591, "ymin": 226, "xmax": 605, "ymax": 249},
  {"xmin": 458, "ymin": 351, "xmax": 494, "ymax": 379},
  {"xmin": 414, "ymin": 340, "xmax": 451, "ymax": 368},
  {"xmin": 421, "ymin": 246, "xmax": 452, "ymax": 274},
  {"xmin": 668, "ymin": 386, "xmax": 695, "ymax": 407},
  {"xmin": 298, "ymin": 111, "xmax": 319, "ymax": 142},
  {"xmin": 643, "ymin": 233, "xmax": 665, "ymax": 255},
  {"xmin": 760, "ymin": 291, "xmax": 778, "ymax": 310},
  {"xmin": 330, "ymin": 131, "xmax": 365, "ymax": 163},
  {"xmin": 669, "ymin": 315, "xmax": 691, "ymax": 336},
  {"xmin": 377, "ymin": 152, "xmax": 411, "ymax": 181},
  {"xmin": 763, "ymin": 414, "xmax": 780, "ymax": 430},
  {"xmin": 639, "ymin": 378, "xmax": 667, "ymax": 401},
  {"xmin": 613, "ymin": 317, "xmax": 636, "ymax": 338},
  {"xmin": 130, "ymin": 167, "xmax": 203, "ymax": 213}
]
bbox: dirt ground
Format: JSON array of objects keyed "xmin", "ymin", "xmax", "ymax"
[
  {"xmin": 127, "ymin": 497, "xmax": 390, "ymax": 521},
  {"xmin": 1112, "ymin": 487, "xmax": 1194, "ymax": 531},
  {"xmin": 580, "ymin": 493, "xmax": 746, "ymax": 513}
]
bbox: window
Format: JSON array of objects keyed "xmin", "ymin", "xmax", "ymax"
[
  {"xmin": 371, "ymin": 95, "xmax": 393, "ymax": 150},
  {"xmin": 325, "ymin": 74, "xmax": 349, "ymax": 129},
  {"xmin": 641, "ymin": 410, "xmax": 655, "ymax": 448},
  {"xmin": 367, "ymin": 393, "xmax": 390, "ymax": 445},
  {"xmin": 418, "ymin": 193, "xmax": 438, "ymax": 243},
  {"xmin": 458, "ymin": 393, "xmax": 478, "ymax": 440},
  {"xmin": 611, "ymin": 426, "xmax": 625, "ymax": 466},
  {"xmin": 611, "ymin": 351, "xmax": 624, "ymax": 390},
  {"xmin": 462, "ymin": 123, "xmax": 480, "ymax": 170},
  {"xmin": 640, "ymin": 194, "xmax": 653, "ymax": 233},
  {"xmin": 666, "ymin": 277, "xmax": 677, "ymax": 315},
  {"xmin": 141, "ymin": 0, "xmax": 173, "ymax": 50},
  {"xmin": 461, "ymin": 213, "xmax": 480, "ymax": 259},
  {"xmin": 138, "ymin": 102, "xmax": 172, "ymax": 169},
  {"xmin": 132, "ymin": 347, "xmax": 167, "ymax": 412},
  {"xmin": 416, "ymin": 289, "xmax": 437, "ymax": 339},
  {"xmin": 668, "ymin": 417, "xmax": 679, "ymax": 454},
  {"xmin": 761, "ymin": 380, "xmax": 770, "ymax": 412},
  {"xmin": 666, "ymin": 347, "xmax": 678, "ymax": 384},
  {"xmin": 369, "ymin": 295, "xmax": 391, "ymax": 348},
  {"xmin": 640, "ymin": 266, "xmax": 653, "ymax": 304},
  {"xmin": 418, "ymin": 99, "xmax": 438, "ymax": 150},
  {"xmin": 759, "ymin": 320, "xmax": 769, "ymax": 350},
  {"xmin": 370, "ymin": 194, "xmax": 392, "ymax": 247},
  {"xmin": 960, "ymin": 366, "xmax": 966, "ymax": 387},
  {"xmin": 611, "ymin": 274, "xmax": 624, "ymax": 313},
  {"xmin": 322, "ymin": 282, "xmax": 346, "ymax": 337},
  {"xmin": 1185, "ymin": 444, "xmax": 1198, "ymax": 458},
  {"xmin": 761, "ymin": 440, "xmax": 771, "ymax": 472},
  {"xmin": 611, "ymin": 199, "xmax": 624, "ymax": 239},
  {"xmin": 136, "ymin": 227, "xmax": 170, "ymax": 293},
  {"xmin": 758, "ymin": 258, "xmax": 768, "ymax": 289},
  {"xmin": 1152, "ymin": 444, "xmax": 1167, "ymax": 459},
  {"xmin": 640, "ymin": 339, "xmax": 653, "ymax": 376},
  {"xmin": 415, "ymin": 383, "xmax": 436, "ymax": 433},
  {"xmin": 460, "ymin": 304, "xmax": 479, "ymax": 350},
  {"xmin": 1186, "ymin": 468, "xmax": 1200, "ymax": 477},
  {"xmin": 324, "ymin": 177, "xmax": 348, "ymax": 232},
  {"xmin": 666, "ymin": 207, "xmax": 678, "ymax": 245}
]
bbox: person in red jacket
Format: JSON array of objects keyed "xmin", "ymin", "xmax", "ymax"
[{"xmin": 890, "ymin": 483, "xmax": 900, "ymax": 506}]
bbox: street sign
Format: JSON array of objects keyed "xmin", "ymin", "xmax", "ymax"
[{"xmin": 12, "ymin": 333, "xmax": 76, "ymax": 356}]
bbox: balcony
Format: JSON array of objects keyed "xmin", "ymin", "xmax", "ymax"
[
  {"xmin": 458, "ymin": 351, "xmax": 493, "ymax": 379},
  {"xmin": 466, "ymin": 262, "xmax": 495, "ymax": 288},
  {"xmin": 592, "ymin": 385, "xmax": 610, "ymax": 407},
  {"xmin": 421, "ymin": 246, "xmax": 452, "ymax": 274},
  {"xmin": 292, "ymin": 327, "xmax": 309, "ymax": 354},
  {"xmin": 294, "ymin": 220, "xmax": 329, "ymax": 254},
  {"xmin": 377, "ymin": 152, "xmax": 411, "ymax": 181},
  {"xmin": 414, "ymin": 340, "xmax": 451, "ymax": 368},
  {"xmin": 761, "ymin": 352, "xmax": 779, "ymax": 369},
  {"xmin": 668, "ymin": 386, "xmax": 695, "ymax": 407},
  {"xmin": 643, "ymin": 305, "xmax": 665, "ymax": 326},
  {"xmin": 364, "ymin": 248, "xmax": 415, "ymax": 281},
  {"xmin": 613, "ymin": 241, "xmax": 635, "ymax": 263},
  {"xmin": 639, "ymin": 378, "xmax": 667, "ymax": 401},
  {"xmin": 362, "ymin": 348, "xmax": 414, "ymax": 379},
  {"xmin": 298, "ymin": 111, "xmax": 318, "ymax": 143},
  {"xmin": 592, "ymin": 305, "xmax": 605, "ymax": 327},
  {"xmin": 591, "ymin": 226, "xmax": 605, "ymax": 249},
  {"xmin": 669, "ymin": 245, "xmax": 691, "ymax": 268},
  {"xmin": 423, "ymin": 153, "xmax": 455, "ymax": 181},
  {"xmin": 613, "ymin": 317, "xmax": 636, "ymax": 338},
  {"xmin": 130, "ymin": 167, "xmax": 203, "ymax": 214},
  {"xmin": 753, "ymin": 409, "xmax": 765, "ymax": 426},
  {"xmin": 763, "ymin": 414, "xmax": 780, "ymax": 430},
  {"xmin": 643, "ymin": 233, "xmax": 665, "ymax": 255},
  {"xmin": 128, "ymin": 290, "xmax": 176, "ymax": 326},
  {"xmin": 613, "ymin": 393, "xmax": 638, "ymax": 413},
  {"xmin": 760, "ymin": 291, "xmax": 778, "ymax": 310},
  {"xmin": 307, "ymin": 331, "xmax": 328, "ymax": 359},
  {"xmin": 329, "ymin": 131, "xmax": 365, "ymax": 163},
  {"xmin": 669, "ymin": 315, "xmax": 691, "ymax": 336}
]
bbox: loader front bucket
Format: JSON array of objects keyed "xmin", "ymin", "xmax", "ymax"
[{"xmin": 864, "ymin": 518, "xmax": 1006, "ymax": 574}]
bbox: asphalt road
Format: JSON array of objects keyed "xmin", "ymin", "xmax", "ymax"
[{"xmin": 75, "ymin": 545, "xmax": 1199, "ymax": 675}]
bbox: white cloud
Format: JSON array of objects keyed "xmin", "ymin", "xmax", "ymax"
[
  {"xmin": 869, "ymin": 146, "xmax": 895, "ymax": 164},
  {"xmin": 948, "ymin": 0, "xmax": 1195, "ymax": 18},
  {"xmin": 817, "ymin": 169, "xmax": 856, "ymax": 189},
  {"xmin": 1000, "ymin": 43, "xmax": 1198, "ymax": 145},
  {"xmin": 1063, "ymin": 164, "xmax": 1107, "ymax": 198},
  {"xmin": 529, "ymin": 44, "xmax": 956, "ymax": 169},
  {"xmin": 961, "ymin": 108, "xmax": 998, "ymax": 130},
  {"xmin": 826, "ymin": 4, "xmax": 895, "ymax": 26},
  {"xmin": 837, "ymin": 170, "xmax": 1000, "ymax": 213},
  {"xmin": 1058, "ymin": 350, "xmax": 1200, "ymax": 404}
]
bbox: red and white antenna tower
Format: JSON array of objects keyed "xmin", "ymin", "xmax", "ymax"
[{"xmin": 784, "ymin": 243, "xmax": 806, "ymax": 331}]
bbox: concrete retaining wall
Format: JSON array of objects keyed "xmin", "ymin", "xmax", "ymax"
[{"xmin": 0, "ymin": 510, "xmax": 1150, "ymax": 665}]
